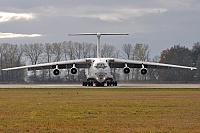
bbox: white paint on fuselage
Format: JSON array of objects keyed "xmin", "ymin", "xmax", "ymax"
[{"xmin": 87, "ymin": 58, "xmax": 113, "ymax": 83}]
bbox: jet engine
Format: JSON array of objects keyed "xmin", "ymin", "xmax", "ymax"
[
  {"xmin": 53, "ymin": 69, "xmax": 60, "ymax": 75},
  {"xmin": 140, "ymin": 68, "xmax": 148, "ymax": 75},
  {"xmin": 123, "ymin": 67, "xmax": 130, "ymax": 74},
  {"xmin": 70, "ymin": 67, "xmax": 78, "ymax": 74}
]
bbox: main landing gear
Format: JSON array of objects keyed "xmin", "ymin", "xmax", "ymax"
[
  {"xmin": 82, "ymin": 81, "xmax": 93, "ymax": 86},
  {"xmin": 107, "ymin": 81, "xmax": 117, "ymax": 86}
]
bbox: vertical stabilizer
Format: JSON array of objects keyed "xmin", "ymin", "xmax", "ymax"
[{"xmin": 68, "ymin": 33, "xmax": 129, "ymax": 58}]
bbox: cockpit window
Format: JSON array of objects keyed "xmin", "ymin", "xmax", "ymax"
[{"xmin": 95, "ymin": 63, "xmax": 107, "ymax": 69}]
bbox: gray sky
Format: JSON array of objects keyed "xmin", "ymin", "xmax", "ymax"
[{"xmin": 0, "ymin": 0, "xmax": 200, "ymax": 57}]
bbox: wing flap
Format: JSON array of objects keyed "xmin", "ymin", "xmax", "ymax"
[
  {"xmin": 2, "ymin": 59, "xmax": 92, "ymax": 71},
  {"xmin": 108, "ymin": 58, "xmax": 197, "ymax": 70}
]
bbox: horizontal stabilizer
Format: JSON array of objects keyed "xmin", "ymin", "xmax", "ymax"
[
  {"xmin": 68, "ymin": 33, "xmax": 129, "ymax": 36},
  {"xmin": 68, "ymin": 32, "xmax": 129, "ymax": 58}
]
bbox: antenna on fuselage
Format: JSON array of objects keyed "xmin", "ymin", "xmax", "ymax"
[{"xmin": 68, "ymin": 33, "xmax": 129, "ymax": 58}]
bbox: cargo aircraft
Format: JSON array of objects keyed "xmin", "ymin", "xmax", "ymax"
[{"xmin": 2, "ymin": 33, "xmax": 197, "ymax": 86}]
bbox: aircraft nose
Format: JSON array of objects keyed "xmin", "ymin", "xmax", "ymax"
[{"xmin": 95, "ymin": 69, "xmax": 107, "ymax": 82}]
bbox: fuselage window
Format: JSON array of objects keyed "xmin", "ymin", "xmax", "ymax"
[{"xmin": 95, "ymin": 63, "xmax": 107, "ymax": 69}]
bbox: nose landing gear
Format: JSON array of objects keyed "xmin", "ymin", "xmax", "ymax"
[{"xmin": 82, "ymin": 80, "xmax": 117, "ymax": 87}]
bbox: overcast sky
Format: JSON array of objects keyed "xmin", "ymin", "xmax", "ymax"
[{"xmin": 0, "ymin": 0, "xmax": 200, "ymax": 57}]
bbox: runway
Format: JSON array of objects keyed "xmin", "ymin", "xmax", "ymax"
[{"xmin": 0, "ymin": 83, "xmax": 199, "ymax": 88}]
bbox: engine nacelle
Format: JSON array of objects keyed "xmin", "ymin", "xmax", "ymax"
[
  {"xmin": 70, "ymin": 67, "xmax": 78, "ymax": 74},
  {"xmin": 140, "ymin": 68, "xmax": 148, "ymax": 75},
  {"xmin": 53, "ymin": 69, "xmax": 60, "ymax": 75},
  {"xmin": 123, "ymin": 67, "xmax": 130, "ymax": 74}
]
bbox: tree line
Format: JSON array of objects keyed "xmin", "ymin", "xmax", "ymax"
[{"xmin": 0, "ymin": 41, "xmax": 199, "ymax": 83}]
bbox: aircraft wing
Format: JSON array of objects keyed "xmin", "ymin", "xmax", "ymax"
[
  {"xmin": 2, "ymin": 59, "xmax": 92, "ymax": 71},
  {"xmin": 108, "ymin": 58, "xmax": 197, "ymax": 70}
]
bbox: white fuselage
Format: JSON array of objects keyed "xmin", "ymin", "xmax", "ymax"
[{"xmin": 87, "ymin": 58, "xmax": 113, "ymax": 83}]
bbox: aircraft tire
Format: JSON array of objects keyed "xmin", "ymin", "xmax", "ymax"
[
  {"xmin": 112, "ymin": 81, "xmax": 115, "ymax": 86},
  {"xmin": 82, "ymin": 81, "xmax": 87, "ymax": 86},
  {"xmin": 87, "ymin": 82, "xmax": 90, "ymax": 86},
  {"xmin": 114, "ymin": 81, "xmax": 117, "ymax": 86},
  {"xmin": 107, "ymin": 81, "xmax": 111, "ymax": 86},
  {"xmin": 107, "ymin": 82, "xmax": 110, "ymax": 86},
  {"xmin": 90, "ymin": 82, "xmax": 93, "ymax": 86},
  {"xmin": 87, "ymin": 81, "xmax": 93, "ymax": 86}
]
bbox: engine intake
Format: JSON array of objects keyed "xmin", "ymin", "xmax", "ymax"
[
  {"xmin": 140, "ymin": 68, "xmax": 148, "ymax": 75},
  {"xmin": 70, "ymin": 67, "xmax": 78, "ymax": 74},
  {"xmin": 53, "ymin": 69, "xmax": 60, "ymax": 75},
  {"xmin": 123, "ymin": 67, "xmax": 130, "ymax": 74}
]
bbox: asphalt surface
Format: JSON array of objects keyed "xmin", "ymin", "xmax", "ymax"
[{"xmin": 0, "ymin": 83, "xmax": 199, "ymax": 88}]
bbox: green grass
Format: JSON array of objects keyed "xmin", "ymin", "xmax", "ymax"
[{"xmin": 0, "ymin": 88, "xmax": 199, "ymax": 132}]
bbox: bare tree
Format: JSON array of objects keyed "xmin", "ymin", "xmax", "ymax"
[
  {"xmin": 23, "ymin": 43, "xmax": 44, "ymax": 65},
  {"xmin": 65, "ymin": 41, "xmax": 75, "ymax": 60},
  {"xmin": 148, "ymin": 55, "xmax": 160, "ymax": 81},
  {"xmin": 23, "ymin": 43, "xmax": 44, "ymax": 81},
  {"xmin": 0, "ymin": 44, "xmax": 24, "ymax": 82},
  {"xmin": 133, "ymin": 43, "xmax": 150, "ymax": 81},
  {"xmin": 52, "ymin": 43, "xmax": 63, "ymax": 62},
  {"xmin": 122, "ymin": 43, "xmax": 133, "ymax": 59},
  {"xmin": 43, "ymin": 43, "xmax": 54, "ymax": 80},
  {"xmin": 133, "ymin": 43, "xmax": 150, "ymax": 61},
  {"xmin": 101, "ymin": 44, "xmax": 116, "ymax": 58},
  {"xmin": 62, "ymin": 41, "xmax": 69, "ymax": 60},
  {"xmin": 122, "ymin": 44, "xmax": 134, "ymax": 81},
  {"xmin": 82, "ymin": 43, "xmax": 94, "ymax": 58}
]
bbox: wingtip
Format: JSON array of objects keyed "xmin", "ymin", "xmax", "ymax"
[{"xmin": 191, "ymin": 67, "xmax": 197, "ymax": 70}]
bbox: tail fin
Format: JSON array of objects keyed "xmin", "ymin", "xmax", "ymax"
[{"xmin": 68, "ymin": 33, "xmax": 129, "ymax": 58}]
